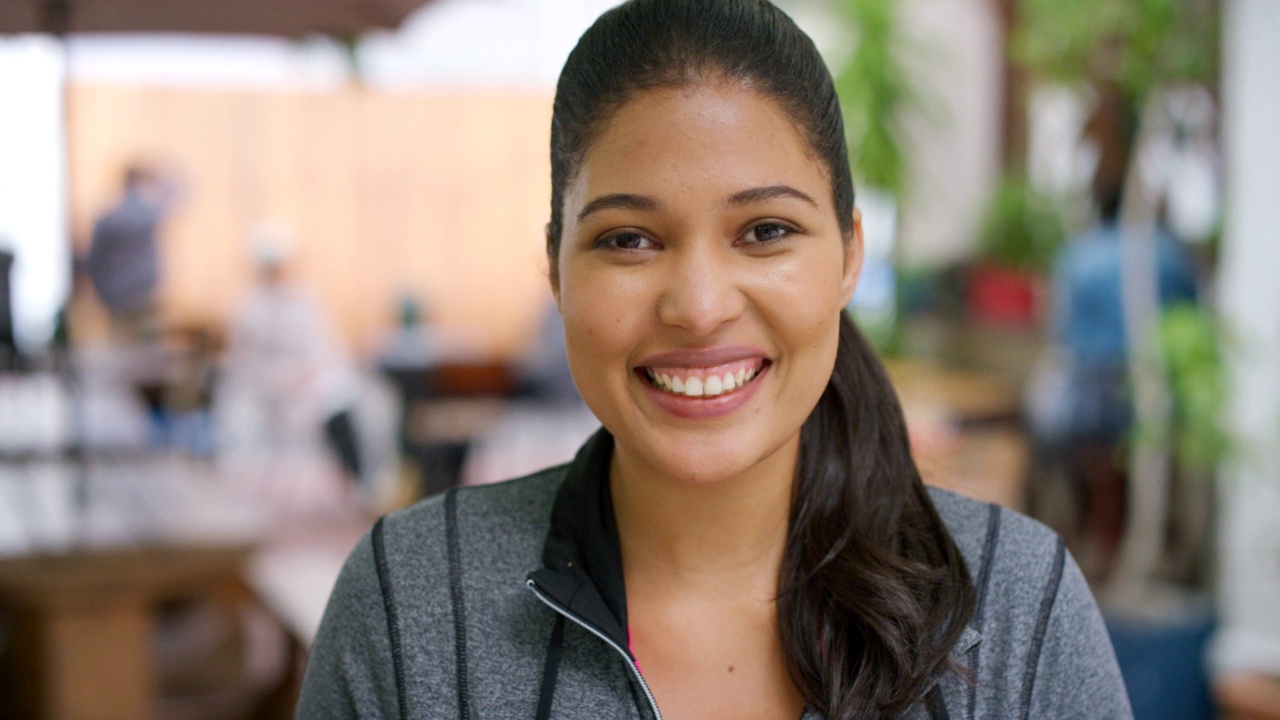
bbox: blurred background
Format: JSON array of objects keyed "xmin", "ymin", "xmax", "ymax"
[{"xmin": 0, "ymin": 0, "xmax": 1276, "ymax": 718}]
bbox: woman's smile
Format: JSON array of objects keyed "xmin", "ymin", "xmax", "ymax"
[
  {"xmin": 636, "ymin": 345, "xmax": 769, "ymax": 397},
  {"xmin": 633, "ymin": 345, "xmax": 773, "ymax": 419}
]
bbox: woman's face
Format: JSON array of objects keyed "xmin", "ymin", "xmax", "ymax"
[{"xmin": 554, "ymin": 81, "xmax": 862, "ymax": 485}]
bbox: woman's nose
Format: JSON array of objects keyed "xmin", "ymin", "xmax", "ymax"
[{"xmin": 656, "ymin": 244, "xmax": 745, "ymax": 336}]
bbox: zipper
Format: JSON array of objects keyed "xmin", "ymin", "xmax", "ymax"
[{"xmin": 526, "ymin": 579, "xmax": 664, "ymax": 720}]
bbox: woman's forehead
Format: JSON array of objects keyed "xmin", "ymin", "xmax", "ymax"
[{"xmin": 568, "ymin": 82, "xmax": 832, "ymax": 211}]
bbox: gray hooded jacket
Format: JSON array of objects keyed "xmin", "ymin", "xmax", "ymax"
[{"xmin": 297, "ymin": 430, "xmax": 1132, "ymax": 719}]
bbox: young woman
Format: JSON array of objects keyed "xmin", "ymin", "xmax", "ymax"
[{"xmin": 297, "ymin": 2, "xmax": 1131, "ymax": 718}]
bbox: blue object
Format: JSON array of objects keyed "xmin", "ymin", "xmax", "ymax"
[
  {"xmin": 1105, "ymin": 607, "xmax": 1216, "ymax": 720},
  {"xmin": 1053, "ymin": 224, "xmax": 1198, "ymax": 367}
]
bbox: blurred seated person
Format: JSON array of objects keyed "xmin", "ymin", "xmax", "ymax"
[
  {"xmin": 86, "ymin": 162, "xmax": 178, "ymax": 344},
  {"xmin": 514, "ymin": 300, "xmax": 580, "ymax": 403},
  {"xmin": 374, "ymin": 294, "xmax": 445, "ymax": 406},
  {"xmin": 216, "ymin": 225, "xmax": 364, "ymax": 503},
  {"xmin": 377, "ymin": 295, "xmax": 443, "ymax": 372}
]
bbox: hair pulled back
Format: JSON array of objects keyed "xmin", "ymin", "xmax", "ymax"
[{"xmin": 548, "ymin": 2, "xmax": 974, "ymax": 717}]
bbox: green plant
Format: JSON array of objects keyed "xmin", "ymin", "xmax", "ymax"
[
  {"xmin": 1013, "ymin": 0, "xmax": 1218, "ymax": 100},
  {"xmin": 1155, "ymin": 302, "xmax": 1230, "ymax": 478},
  {"xmin": 831, "ymin": 0, "xmax": 918, "ymax": 196},
  {"xmin": 976, "ymin": 176, "xmax": 1066, "ymax": 272}
]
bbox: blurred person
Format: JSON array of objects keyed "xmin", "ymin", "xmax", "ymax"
[
  {"xmin": 376, "ymin": 294, "xmax": 443, "ymax": 372},
  {"xmin": 514, "ymin": 299, "xmax": 580, "ymax": 403},
  {"xmin": 1025, "ymin": 184, "xmax": 1199, "ymax": 575},
  {"xmin": 374, "ymin": 294, "xmax": 444, "ymax": 406},
  {"xmin": 299, "ymin": 2, "xmax": 1131, "ymax": 719},
  {"xmin": 85, "ymin": 162, "xmax": 178, "ymax": 343},
  {"xmin": 1051, "ymin": 187, "xmax": 1198, "ymax": 439},
  {"xmin": 217, "ymin": 225, "xmax": 364, "ymax": 507}
]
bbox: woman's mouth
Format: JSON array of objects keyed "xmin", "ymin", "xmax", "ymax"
[{"xmin": 638, "ymin": 358, "xmax": 769, "ymax": 398}]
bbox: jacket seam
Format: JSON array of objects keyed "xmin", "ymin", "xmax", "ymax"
[
  {"xmin": 372, "ymin": 517, "xmax": 409, "ymax": 720},
  {"xmin": 535, "ymin": 614, "xmax": 567, "ymax": 720},
  {"xmin": 1018, "ymin": 537, "xmax": 1066, "ymax": 720},
  {"xmin": 446, "ymin": 487, "xmax": 473, "ymax": 720},
  {"xmin": 967, "ymin": 503, "xmax": 1002, "ymax": 719},
  {"xmin": 926, "ymin": 683, "xmax": 951, "ymax": 720}
]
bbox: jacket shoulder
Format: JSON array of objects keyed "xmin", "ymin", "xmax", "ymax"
[
  {"xmin": 927, "ymin": 488, "xmax": 1132, "ymax": 718},
  {"xmin": 926, "ymin": 486, "xmax": 1063, "ymax": 588},
  {"xmin": 300, "ymin": 464, "xmax": 570, "ymax": 717}
]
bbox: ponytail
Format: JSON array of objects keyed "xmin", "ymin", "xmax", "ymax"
[{"xmin": 779, "ymin": 314, "xmax": 975, "ymax": 719}]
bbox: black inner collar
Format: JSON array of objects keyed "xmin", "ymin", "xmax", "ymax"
[{"xmin": 528, "ymin": 428, "xmax": 631, "ymax": 651}]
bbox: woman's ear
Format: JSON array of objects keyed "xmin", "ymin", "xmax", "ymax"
[{"xmin": 840, "ymin": 208, "xmax": 865, "ymax": 307}]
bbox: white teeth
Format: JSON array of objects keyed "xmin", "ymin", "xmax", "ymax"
[
  {"xmin": 684, "ymin": 377, "xmax": 703, "ymax": 397},
  {"xmin": 704, "ymin": 375, "xmax": 723, "ymax": 396},
  {"xmin": 645, "ymin": 363, "xmax": 764, "ymax": 397}
]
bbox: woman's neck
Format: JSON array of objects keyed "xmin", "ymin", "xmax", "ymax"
[{"xmin": 610, "ymin": 438, "xmax": 796, "ymax": 595}]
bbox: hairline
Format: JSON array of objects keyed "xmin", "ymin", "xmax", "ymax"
[{"xmin": 553, "ymin": 75, "xmax": 848, "ymax": 248}]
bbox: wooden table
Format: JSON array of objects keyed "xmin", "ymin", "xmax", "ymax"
[
  {"xmin": 885, "ymin": 358, "xmax": 1029, "ymax": 510},
  {"xmin": 885, "ymin": 357, "xmax": 1022, "ymax": 424},
  {"xmin": 0, "ymin": 543, "xmax": 253, "ymax": 720}
]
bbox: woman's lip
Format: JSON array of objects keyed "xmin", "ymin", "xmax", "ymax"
[
  {"xmin": 636, "ymin": 345, "xmax": 769, "ymax": 368},
  {"xmin": 639, "ymin": 361, "xmax": 770, "ymax": 419}
]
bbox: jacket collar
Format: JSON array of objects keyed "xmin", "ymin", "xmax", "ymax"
[
  {"xmin": 527, "ymin": 428, "xmax": 631, "ymax": 651},
  {"xmin": 525, "ymin": 427, "xmax": 984, "ymax": 667}
]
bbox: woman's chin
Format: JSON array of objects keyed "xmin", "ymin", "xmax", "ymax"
[{"xmin": 616, "ymin": 431, "xmax": 799, "ymax": 489}]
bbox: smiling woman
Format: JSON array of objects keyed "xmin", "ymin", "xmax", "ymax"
[{"xmin": 296, "ymin": 2, "xmax": 1133, "ymax": 719}]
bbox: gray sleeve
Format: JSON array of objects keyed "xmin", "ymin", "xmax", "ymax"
[
  {"xmin": 1025, "ymin": 547, "xmax": 1133, "ymax": 720},
  {"xmin": 296, "ymin": 532, "xmax": 402, "ymax": 719}
]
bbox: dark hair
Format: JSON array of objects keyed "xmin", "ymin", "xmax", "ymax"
[{"xmin": 548, "ymin": 2, "xmax": 975, "ymax": 718}]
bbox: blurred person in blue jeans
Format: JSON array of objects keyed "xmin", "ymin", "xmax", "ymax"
[
  {"xmin": 1053, "ymin": 188, "xmax": 1199, "ymax": 438},
  {"xmin": 1027, "ymin": 186, "xmax": 1199, "ymax": 576}
]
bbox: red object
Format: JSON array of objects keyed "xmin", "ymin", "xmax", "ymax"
[{"xmin": 967, "ymin": 264, "xmax": 1041, "ymax": 327}]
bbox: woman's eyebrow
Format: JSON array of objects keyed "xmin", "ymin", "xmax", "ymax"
[
  {"xmin": 577, "ymin": 193, "xmax": 661, "ymax": 222},
  {"xmin": 725, "ymin": 185, "xmax": 817, "ymax": 208}
]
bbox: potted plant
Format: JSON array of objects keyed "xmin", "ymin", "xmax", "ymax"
[{"xmin": 967, "ymin": 175, "xmax": 1065, "ymax": 327}]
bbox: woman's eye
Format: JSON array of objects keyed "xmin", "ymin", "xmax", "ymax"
[
  {"xmin": 599, "ymin": 232, "xmax": 653, "ymax": 251},
  {"xmin": 741, "ymin": 222, "xmax": 793, "ymax": 244}
]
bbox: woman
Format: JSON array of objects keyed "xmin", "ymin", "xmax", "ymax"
[{"xmin": 297, "ymin": 2, "xmax": 1131, "ymax": 718}]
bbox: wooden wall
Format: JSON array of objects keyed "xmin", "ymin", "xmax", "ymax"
[{"xmin": 68, "ymin": 83, "xmax": 556, "ymax": 359}]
